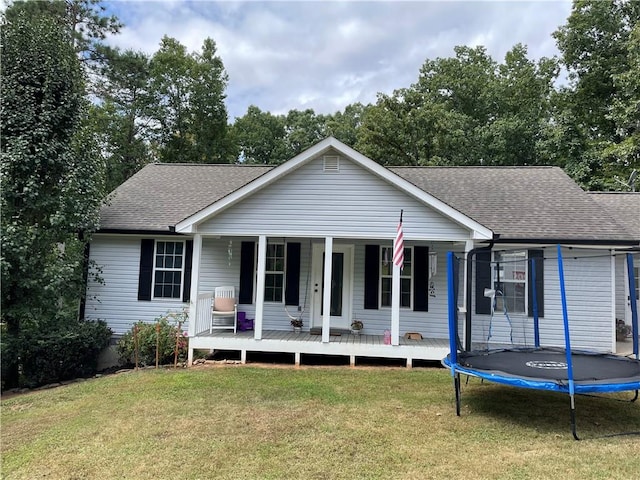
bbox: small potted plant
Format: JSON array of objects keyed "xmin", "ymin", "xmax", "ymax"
[
  {"xmin": 291, "ymin": 318, "xmax": 303, "ymax": 332},
  {"xmin": 351, "ymin": 319, "xmax": 364, "ymax": 335},
  {"xmin": 616, "ymin": 319, "xmax": 631, "ymax": 342}
]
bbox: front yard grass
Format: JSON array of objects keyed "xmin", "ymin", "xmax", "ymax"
[{"xmin": 1, "ymin": 364, "xmax": 639, "ymax": 479}]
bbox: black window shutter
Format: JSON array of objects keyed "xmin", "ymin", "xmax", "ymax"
[
  {"xmin": 239, "ymin": 241, "xmax": 255, "ymax": 304},
  {"xmin": 528, "ymin": 250, "xmax": 544, "ymax": 318},
  {"xmin": 475, "ymin": 250, "xmax": 492, "ymax": 315},
  {"xmin": 138, "ymin": 239, "xmax": 155, "ymax": 301},
  {"xmin": 182, "ymin": 240, "xmax": 194, "ymax": 302},
  {"xmin": 364, "ymin": 245, "xmax": 380, "ymax": 310},
  {"xmin": 285, "ymin": 242, "xmax": 301, "ymax": 306},
  {"xmin": 413, "ymin": 246, "xmax": 429, "ymax": 312}
]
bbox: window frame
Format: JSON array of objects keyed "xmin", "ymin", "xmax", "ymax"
[
  {"xmin": 380, "ymin": 246, "xmax": 413, "ymax": 309},
  {"xmin": 259, "ymin": 242, "xmax": 286, "ymax": 303},
  {"xmin": 151, "ymin": 240, "xmax": 186, "ymax": 300},
  {"xmin": 492, "ymin": 250, "xmax": 528, "ymax": 314}
]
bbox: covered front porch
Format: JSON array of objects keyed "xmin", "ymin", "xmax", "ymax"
[
  {"xmin": 189, "ymin": 328, "xmax": 451, "ymax": 368},
  {"xmin": 184, "ymin": 234, "xmax": 476, "ymax": 366}
]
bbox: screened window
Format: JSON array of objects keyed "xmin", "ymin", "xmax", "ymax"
[
  {"xmin": 264, "ymin": 243, "xmax": 285, "ymax": 302},
  {"xmin": 493, "ymin": 250, "xmax": 527, "ymax": 313},
  {"xmin": 153, "ymin": 241, "xmax": 184, "ymax": 299},
  {"xmin": 380, "ymin": 246, "xmax": 412, "ymax": 308}
]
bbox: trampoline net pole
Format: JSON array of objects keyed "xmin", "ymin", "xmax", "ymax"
[
  {"xmin": 627, "ymin": 253, "xmax": 639, "ymax": 359},
  {"xmin": 570, "ymin": 394, "xmax": 580, "ymax": 441},
  {"xmin": 557, "ymin": 245, "xmax": 576, "ymax": 398}
]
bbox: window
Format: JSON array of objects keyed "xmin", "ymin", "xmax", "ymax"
[
  {"xmin": 264, "ymin": 243, "xmax": 285, "ymax": 302},
  {"xmin": 380, "ymin": 246, "xmax": 412, "ymax": 308},
  {"xmin": 153, "ymin": 241, "xmax": 184, "ymax": 299},
  {"xmin": 493, "ymin": 250, "xmax": 527, "ymax": 313}
]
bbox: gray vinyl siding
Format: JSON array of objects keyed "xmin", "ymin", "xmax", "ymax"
[
  {"xmin": 85, "ymin": 235, "xmax": 189, "ymax": 336},
  {"xmin": 197, "ymin": 153, "xmax": 470, "ymax": 240},
  {"xmin": 87, "ymin": 234, "xmax": 617, "ymax": 352},
  {"xmin": 470, "ymin": 249, "xmax": 614, "ymax": 352}
]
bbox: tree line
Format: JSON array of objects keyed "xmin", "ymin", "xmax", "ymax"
[
  {"xmin": 91, "ymin": 0, "xmax": 639, "ymax": 192},
  {"xmin": 1, "ymin": 0, "xmax": 638, "ymax": 388}
]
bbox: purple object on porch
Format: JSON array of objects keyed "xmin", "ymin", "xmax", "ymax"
[{"xmin": 237, "ymin": 312, "xmax": 253, "ymax": 331}]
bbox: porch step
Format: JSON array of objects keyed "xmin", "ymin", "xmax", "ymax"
[{"xmin": 309, "ymin": 327, "xmax": 351, "ymax": 336}]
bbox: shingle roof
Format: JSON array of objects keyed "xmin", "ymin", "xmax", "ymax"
[
  {"xmin": 98, "ymin": 162, "xmax": 635, "ymax": 243},
  {"xmin": 99, "ymin": 164, "xmax": 273, "ymax": 232},
  {"xmin": 389, "ymin": 166, "xmax": 632, "ymax": 242},
  {"xmin": 588, "ymin": 192, "xmax": 640, "ymax": 241}
]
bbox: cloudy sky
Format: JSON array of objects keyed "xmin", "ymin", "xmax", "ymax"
[{"xmin": 104, "ymin": 1, "xmax": 573, "ymax": 121}]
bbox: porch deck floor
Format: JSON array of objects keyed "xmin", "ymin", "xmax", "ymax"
[
  {"xmin": 198, "ymin": 329, "xmax": 449, "ymax": 347},
  {"xmin": 190, "ymin": 329, "xmax": 451, "ymax": 366}
]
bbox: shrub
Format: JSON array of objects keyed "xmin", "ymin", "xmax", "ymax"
[
  {"xmin": 117, "ymin": 311, "xmax": 188, "ymax": 367},
  {"xmin": 2, "ymin": 319, "xmax": 112, "ymax": 389}
]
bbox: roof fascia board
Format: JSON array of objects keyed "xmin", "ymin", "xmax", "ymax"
[
  {"xmin": 171, "ymin": 230, "xmax": 474, "ymax": 242},
  {"xmin": 493, "ymin": 238, "xmax": 639, "ymax": 247},
  {"xmin": 175, "ymin": 137, "xmax": 493, "ymax": 240},
  {"xmin": 96, "ymin": 228, "xmax": 184, "ymax": 236}
]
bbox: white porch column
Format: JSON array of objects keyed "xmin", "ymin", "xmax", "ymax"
[
  {"xmin": 391, "ymin": 262, "xmax": 400, "ymax": 346},
  {"xmin": 322, "ymin": 236, "xmax": 333, "ymax": 343},
  {"xmin": 254, "ymin": 235, "xmax": 267, "ymax": 340},
  {"xmin": 187, "ymin": 233, "xmax": 202, "ymax": 365}
]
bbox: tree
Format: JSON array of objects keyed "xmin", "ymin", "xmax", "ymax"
[
  {"xmin": 326, "ymin": 102, "xmax": 369, "ymax": 148},
  {"xmin": 357, "ymin": 88, "xmax": 467, "ymax": 166},
  {"xmin": 481, "ymin": 44, "xmax": 558, "ymax": 166},
  {"xmin": 283, "ymin": 109, "xmax": 327, "ymax": 158},
  {"xmin": 358, "ymin": 45, "xmax": 557, "ymax": 167},
  {"xmin": 5, "ymin": 1, "xmax": 122, "ymax": 73},
  {"xmin": 92, "ymin": 48, "xmax": 153, "ymax": 191},
  {"xmin": 553, "ymin": 0, "xmax": 640, "ymax": 189},
  {"xmin": 231, "ymin": 106, "xmax": 288, "ymax": 164},
  {"xmin": 1, "ymin": 9, "xmax": 106, "ymax": 388},
  {"xmin": 191, "ymin": 38, "xmax": 237, "ymax": 163},
  {"xmin": 148, "ymin": 36, "xmax": 233, "ymax": 163},
  {"xmin": 606, "ymin": 21, "xmax": 640, "ymax": 188}
]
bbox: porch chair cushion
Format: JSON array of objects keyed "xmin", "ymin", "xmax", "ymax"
[{"xmin": 214, "ymin": 297, "xmax": 235, "ymax": 312}]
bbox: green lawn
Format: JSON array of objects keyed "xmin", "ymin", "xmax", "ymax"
[{"xmin": 1, "ymin": 364, "xmax": 639, "ymax": 479}]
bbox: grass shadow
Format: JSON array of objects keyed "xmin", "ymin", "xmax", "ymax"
[{"xmin": 459, "ymin": 377, "xmax": 640, "ymax": 439}]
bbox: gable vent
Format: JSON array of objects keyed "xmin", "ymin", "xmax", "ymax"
[{"xmin": 323, "ymin": 155, "xmax": 340, "ymax": 172}]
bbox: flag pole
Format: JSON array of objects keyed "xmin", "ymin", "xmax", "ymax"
[{"xmin": 391, "ymin": 209, "xmax": 404, "ymax": 346}]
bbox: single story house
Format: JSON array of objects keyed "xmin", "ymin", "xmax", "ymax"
[{"xmin": 85, "ymin": 137, "xmax": 639, "ymax": 366}]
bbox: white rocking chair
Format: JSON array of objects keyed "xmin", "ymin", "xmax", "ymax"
[{"xmin": 210, "ymin": 286, "xmax": 237, "ymax": 334}]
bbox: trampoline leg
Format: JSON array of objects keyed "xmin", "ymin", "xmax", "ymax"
[
  {"xmin": 632, "ymin": 390, "xmax": 639, "ymax": 403},
  {"xmin": 454, "ymin": 373, "xmax": 461, "ymax": 417},
  {"xmin": 569, "ymin": 395, "xmax": 580, "ymax": 441}
]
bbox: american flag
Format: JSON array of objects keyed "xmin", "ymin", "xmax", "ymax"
[{"xmin": 393, "ymin": 210, "xmax": 404, "ymax": 270}]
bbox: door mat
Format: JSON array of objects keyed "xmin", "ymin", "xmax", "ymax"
[{"xmin": 309, "ymin": 327, "xmax": 351, "ymax": 336}]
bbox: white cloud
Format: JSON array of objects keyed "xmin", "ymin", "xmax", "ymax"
[{"xmin": 103, "ymin": 0, "xmax": 573, "ymax": 120}]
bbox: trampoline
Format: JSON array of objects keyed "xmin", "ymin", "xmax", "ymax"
[{"xmin": 443, "ymin": 245, "xmax": 640, "ymax": 440}]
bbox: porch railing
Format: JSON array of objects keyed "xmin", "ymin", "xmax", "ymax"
[{"xmin": 193, "ymin": 292, "xmax": 213, "ymax": 336}]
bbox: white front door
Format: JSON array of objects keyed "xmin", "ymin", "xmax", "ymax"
[{"xmin": 311, "ymin": 243, "xmax": 353, "ymax": 330}]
